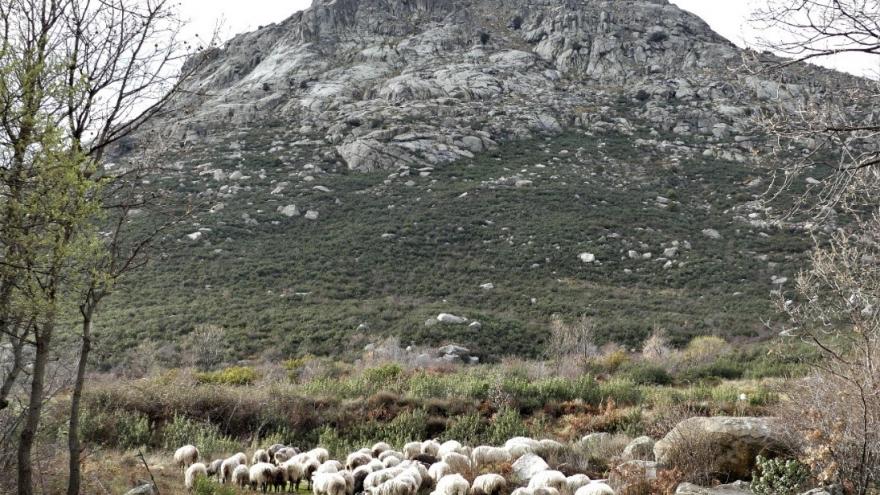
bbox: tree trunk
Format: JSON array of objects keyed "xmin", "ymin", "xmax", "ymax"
[
  {"xmin": 17, "ymin": 318, "xmax": 53, "ymax": 495},
  {"xmin": 67, "ymin": 298, "xmax": 96, "ymax": 495}
]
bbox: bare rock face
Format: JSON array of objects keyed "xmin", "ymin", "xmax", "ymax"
[
  {"xmin": 145, "ymin": 0, "xmax": 869, "ymax": 173},
  {"xmin": 654, "ymin": 416, "xmax": 791, "ymax": 481}
]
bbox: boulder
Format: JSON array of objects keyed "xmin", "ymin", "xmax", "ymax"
[
  {"xmin": 124, "ymin": 483, "xmax": 158, "ymax": 495},
  {"xmin": 305, "ymin": 210, "xmax": 319, "ymax": 220},
  {"xmin": 621, "ymin": 436, "xmax": 655, "ymax": 461},
  {"xmin": 675, "ymin": 481, "xmax": 751, "ymax": 494},
  {"xmin": 278, "ymin": 204, "xmax": 300, "ymax": 217},
  {"xmin": 581, "ymin": 432, "xmax": 611, "ymax": 447},
  {"xmin": 655, "ymin": 417, "xmax": 789, "ymax": 481},
  {"xmin": 511, "ymin": 453, "xmax": 549, "ymax": 482},
  {"xmin": 701, "ymin": 228, "xmax": 722, "ymax": 240},
  {"xmin": 579, "ymin": 252, "xmax": 596, "ymax": 263},
  {"xmin": 437, "ymin": 313, "xmax": 468, "ymax": 324}
]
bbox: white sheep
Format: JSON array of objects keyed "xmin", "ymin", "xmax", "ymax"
[
  {"xmin": 283, "ymin": 459, "xmax": 305, "ymax": 489},
  {"xmin": 301, "ymin": 456, "xmax": 321, "ymax": 488},
  {"xmin": 252, "ymin": 449, "xmax": 271, "ymax": 465},
  {"xmin": 539, "ymin": 439, "xmax": 566, "ymax": 451},
  {"xmin": 308, "ymin": 447, "xmax": 331, "ymax": 464},
  {"xmin": 431, "ymin": 473, "xmax": 469, "ymax": 495},
  {"xmin": 206, "ymin": 459, "xmax": 223, "ymax": 478},
  {"xmin": 347, "ymin": 451, "xmax": 372, "ymax": 470},
  {"xmin": 383, "ymin": 456, "xmax": 402, "ymax": 468},
  {"xmin": 402, "ymin": 460, "xmax": 430, "ymax": 489},
  {"xmin": 339, "ymin": 468, "xmax": 355, "ymax": 495},
  {"xmin": 438, "ymin": 440, "xmax": 464, "ymax": 457},
  {"xmin": 275, "ymin": 447, "xmax": 298, "ymax": 464},
  {"xmin": 422, "ymin": 439, "xmax": 441, "ymax": 457},
  {"xmin": 441, "ymin": 452, "xmax": 471, "ymax": 475},
  {"xmin": 219, "ymin": 456, "xmax": 241, "ymax": 483},
  {"xmin": 505, "ymin": 437, "xmax": 540, "ymax": 458},
  {"xmin": 368, "ymin": 458, "xmax": 386, "ymax": 471},
  {"xmin": 471, "ymin": 474, "xmax": 506, "ymax": 495},
  {"xmin": 318, "ymin": 460, "xmax": 342, "ymax": 473},
  {"xmin": 529, "ymin": 470, "xmax": 567, "ymax": 491},
  {"xmin": 403, "ymin": 442, "xmax": 423, "ymax": 459},
  {"xmin": 314, "ymin": 472, "xmax": 348, "ymax": 495},
  {"xmin": 174, "ymin": 445, "xmax": 200, "ymax": 469},
  {"xmin": 534, "ymin": 488, "xmax": 560, "ymax": 495},
  {"xmin": 184, "ymin": 462, "xmax": 208, "ymax": 491},
  {"xmin": 364, "ymin": 467, "xmax": 405, "ymax": 490},
  {"xmin": 565, "ymin": 474, "xmax": 591, "ymax": 495},
  {"xmin": 511, "ymin": 488, "xmax": 533, "ymax": 495},
  {"xmin": 379, "ymin": 450, "xmax": 404, "ymax": 461},
  {"xmin": 471, "ymin": 446, "xmax": 512, "ymax": 468},
  {"xmin": 574, "ymin": 483, "xmax": 615, "ymax": 495},
  {"xmin": 231, "ymin": 452, "xmax": 247, "ymax": 465},
  {"xmin": 372, "ymin": 441, "xmax": 393, "ymax": 457},
  {"xmin": 249, "ymin": 462, "xmax": 277, "ymax": 492},
  {"xmin": 231, "ymin": 464, "xmax": 250, "ymax": 488},
  {"xmin": 267, "ymin": 443, "xmax": 287, "ymax": 457}
]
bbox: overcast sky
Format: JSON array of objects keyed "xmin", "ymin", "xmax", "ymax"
[{"xmin": 180, "ymin": 0, "xmax": 878, "ymax": 78}]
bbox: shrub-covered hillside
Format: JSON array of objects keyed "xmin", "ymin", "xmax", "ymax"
[{"xmin": 92, "ymin": 126, "xmax": 812, "ymax": 368}]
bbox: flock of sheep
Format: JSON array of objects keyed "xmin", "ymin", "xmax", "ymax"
[{"xmin": 173, "ymin": 438, "xmax": 616, "ymax": 494}]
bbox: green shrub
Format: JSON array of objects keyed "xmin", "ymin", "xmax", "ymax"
[
  {"xmin": 622, "ymin": 363, "xmax": 673, "ymax": 385},
  {"xmin": 79, "ymin": 408, "xmax": 152, "ymax": 448},
  {"xmin": 444, "ymin": 411, "xmax": 485, "ymax": 445},
  {"xmin": 363, "ymin": 363, "xmax": 404, "ymax": 387},
  {"xmin": 161, "ymin": 413, "xmax": 238, "ymax": 456},
  {"xmin": 195, "ymin": 366, "xmax": 259, "ymax": 385},
  {"xmin": 751, "ymin": 456, "xmax": 810, "ymax": 495},
  {"xmin": 381, "ymin": 408, "xmax": 429, "ymax": 446},
  {"xmin": 488, "ymin": 407, "xmax": 528, "ymax": 445},
  {"xmin": 194, "ymin": 477, "xmax": 236, "ymax": 495}
]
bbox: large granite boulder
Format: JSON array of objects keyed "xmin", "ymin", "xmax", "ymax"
[{"xmin": 655, "ymin": 417, "xmax": 790, "ymax": 481}]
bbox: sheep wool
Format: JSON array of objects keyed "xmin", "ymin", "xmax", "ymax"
[
  {"xmin": 438, "ymin": 440, "xmax": 463, "ymax": 457},
  {"xmin": 318, "ymin": 460, "xmax": 342, "ymax": 473},
  {"xmin": 440, "ymin": 452, "xmax": 471, "ymax": 475},
  {"xmin": 231, "ymin": 464, "xmax": 250, "ymax": 488},
  {"xmin": 346, "ymin": 451, "xmax": 372, "ymax": 470},
  {"xmin": 428, "ymin": 461, "xmax": 452, "ymax": 483},
  {"xmin": 283, "ymin": 459, "xmax": 305, "ymax": 489},
  {"xmin": 431, "ymin": 473, "xmax": 469, "ymax": 495},
  {"xmin": 249, "ymin": 462, "xmax": 277, "ymax": 492},
  {"xmin": 421, "ymin": 440, "xmax": 441, "ymax": 457},
  {"xmin": 372, "ymin": 441, "xmax": 393, "ymax": 457},
  {"xmin": 231, "ymin": 452, "xmax": 247, "ymax": 466},
  {"xmin": 275, "ymin": 447, "xmax": 298, "ymax": 464},
  {"xmin": 308, "ymin": 447, "xmax": 331, "ymax": 464},
  {"xmin": 383, "ymin": 456, "xmax": 402, "ymax": 468},
  {"xmin": 505, "ymin": 437, "xmax": 540, "ymax": 458},
  {"xmin": 528, "ymin": 470, "xmax": 567, "ymax": 491},
  {"xmin": 471, "ymin": 474, "xmax": 506, "ymax": 495},
  {"xmin": 184, "ymin": 463, "xmax": 208, "ymax": 490},
  {"xmin": 402, "ymin": 442, "xmax": 423, "ymax": 459},
  {"xmin": 206, "ymin": 459, "xmax": 223, "ymax": 477},
  {"xmin": 220, "ymin": 456, "xmax": 240, "ymax": 483},
  {"xmin": 574, "ymin": 483, "xmax": 615, "ymax": 495},
  {"xmin": 565, "ymin": 474, "xmax": 591, "ymax": 495},
  {"xmin": 174, "ymin": 445, "xmax": 199, "ymax": 468},
  {"xmin": 339, "ymin": 468, "xmax": 355, "ymax": 495},
  {"xmin": 252, "ymin": 449, "xmax": 271, "ymax": 465},
  {"xmin": 471, "ymin": 446, "xmax": 512, "ymax": 468},
  {"xmin": 267, "ymin": 443, "xmax": 287, "ymax": 457},
  {"xmin": 379, "ymin": 450, "xmax": 404, "ymax": 462},
  {"xmin": 313, "ymin": 472, "xmax": 348, "ymax": 495},
  {"xmin": 533, "ymin": 488, "xmax": 560, "ymax": 495}
]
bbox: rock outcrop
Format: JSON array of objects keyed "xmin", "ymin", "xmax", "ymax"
[
  {"xmin": 654, "ymin": 416, "xmax": 791, "ymax": 481},
  {"xmin": 139, "ymin": 0, "xmax": 870, "ymax": 173}
]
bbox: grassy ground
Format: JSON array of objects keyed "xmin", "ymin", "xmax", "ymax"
[{"xmin": 85, "ymin": 126, "xmax": 811, "ymax": 369}]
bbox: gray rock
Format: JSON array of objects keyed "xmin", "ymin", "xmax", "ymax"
[
  {"xmin": 437, "ymin": 313, "xmax": 468, "ymax": 324},
  {"xmin": 622, "ymin": 436, "xmax": 655, "ymax": 461},
  {"xmin": 675, "ymin": 481, "xmax": 751, "ymax": 494},
  {"xmin": 655, "ymin": 417, "xmax": 789, "ymax": 480},
  {"xmin": 702, "ymin": 228, "xmax": 722, "ymax": 240},
  {"xmin": 579, "ymin": 252, "xmax": 596, "ymax": 263},
  {"xmin": 278, "ymin": 204, "xmax": 300, "ymax": 217},
  {"xmin": 124, "ymin": 483, "xmax": 158, "ymax": 495},
  {"xmin": 304, "ymin": 210, "xmax": 319, "ymax": 220}
]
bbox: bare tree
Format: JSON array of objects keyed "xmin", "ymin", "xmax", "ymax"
[
  {"xmin": 547, "ymin": 315, "xmax": 597, "ymax": 373},
  {"xmin": 0, "ymin": 1, "xmax": 210, "ymax": 493},
  {"xmin": 751, "ymin": 2, "xmax": 880, "ymax": 493}
]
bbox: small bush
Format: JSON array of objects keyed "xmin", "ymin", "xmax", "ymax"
[
  {"xmin": 751, "ymin": 456, "xmax": 810, "ymax": 495},
  {"xmin": 194, "ymin": 477, "xmax": 236, "ymax": 495},
  {"xmin": 622, "ymin": 363, "xmax": 673, "ymax": 385},
  {"xmin": 681, "ymin": 336, "xmax": 730, "ymax": 364},
  {"xmin": 488, "ymin": 407, "xmax": 528, "ymax": 445},
  {"xmin": 195, "ymin": 366, "xmax": 259, "ymax": 385},
  {"xmin": 363, "ymin": 363, "xmax": 404, "ymax": 386},
  {"xmin": 444, "ymin": 411, "xmax": 485, "ymax": 445}
]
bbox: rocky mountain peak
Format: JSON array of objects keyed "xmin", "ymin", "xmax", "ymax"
[{"xmin": 159, "ymin": 0, "xmax": 857, "ymax": 173}]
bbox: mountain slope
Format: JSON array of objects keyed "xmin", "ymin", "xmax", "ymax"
[{"xmin": 94, "ymin": 0, "xmax": 859, "ymax": 367}]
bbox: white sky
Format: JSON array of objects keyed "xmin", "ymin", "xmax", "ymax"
[{"xmin": 179, "ymin": 0, "xmax": 879, "ymax": 78}]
